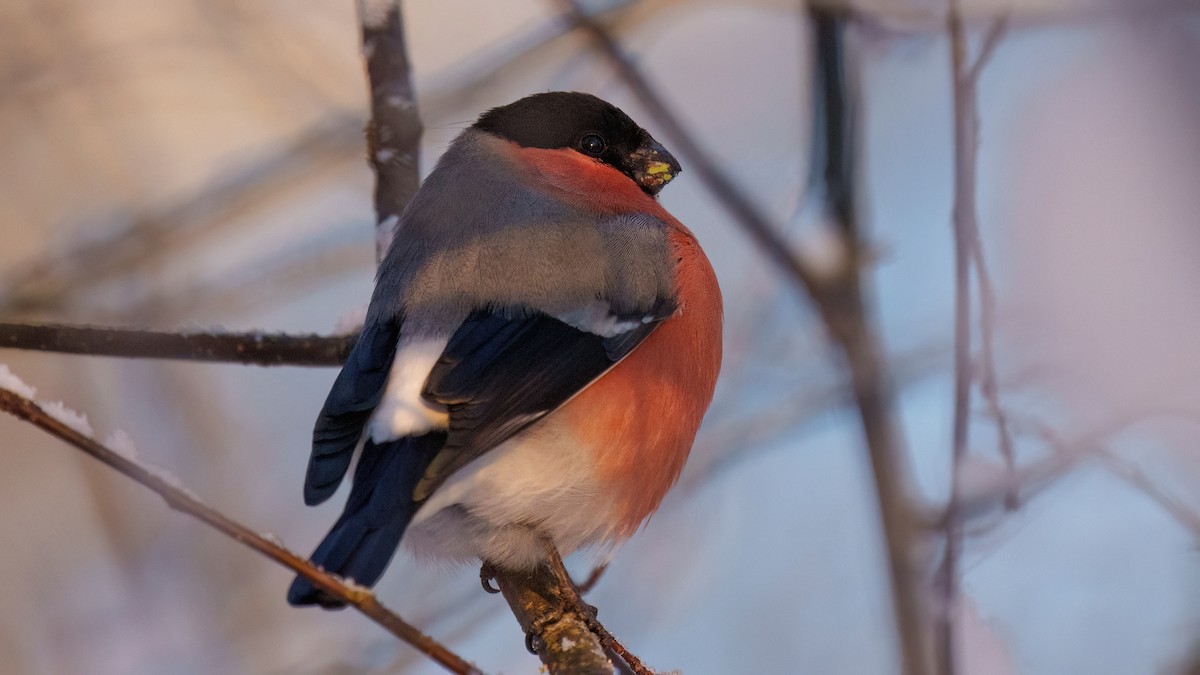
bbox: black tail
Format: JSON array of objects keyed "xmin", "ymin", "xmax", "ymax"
[{"xmin": 288, "ymin": 433, "xmax": 443, "ymax": 608}]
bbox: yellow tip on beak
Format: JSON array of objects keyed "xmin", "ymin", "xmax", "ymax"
[{"xmin": 645, "ymin": 161, "xmax": 673, "ymax": 177}]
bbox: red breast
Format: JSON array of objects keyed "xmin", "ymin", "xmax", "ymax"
[{"xmin": 515, "ymin": 145, "xmax": 724, "ymax": 536}]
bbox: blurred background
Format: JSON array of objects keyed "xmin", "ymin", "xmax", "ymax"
[{"xmin": 1, "ymin": 0, "xmax": 1199, "ymax": 673}]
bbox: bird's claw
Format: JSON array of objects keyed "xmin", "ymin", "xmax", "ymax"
[
  {"xmin": 524, "ymin": 607, "xmax": 563, "ymax": 655},
  {"xmin": 525, "ymin": 631, "xmax": 544, "ymax": 655},
  {"xmin": 480, "ymin": 563, "xmax": 501, "ymax": 594}
]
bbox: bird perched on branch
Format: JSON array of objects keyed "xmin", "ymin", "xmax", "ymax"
[{"xmin": 289, "ymin": 92, "xmax": 722, "ymax": 607}]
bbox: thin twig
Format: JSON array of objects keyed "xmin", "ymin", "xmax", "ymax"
[
  {"xmin": 967, "ymin": 16, "xmax": 1009, "ymax": 82},
  {"xmin": 988, "ymin": 414, "xmax": 1200, "ymax": 540},
  {"xmin": 358, "ymin": 0, "xmax": 423, "ymax": 262},
  {"xmin": 575, "ymin": 563, "xmax": 609, "ymax": 595},
  {"xmin": 973, "ymin": 250, "xmax": 1018, "ymax": 510},
  {"xmin": 0, "ymin": 322, "xmax": 355, "ymax": 367},
  {"xmin": 809, "ymin": 8, "xmax": 932, "ymax": 675},
  {"xmin": 960, "ymin": 12, "xmax": 1016, "ymax": 511},
  {"xmin": 0, "ymin": 387, "xmax": 482, "ymax": 675},
  {"xmin": 840, "ymin": 0, "xmax": 1195, "ymax": 33},
  {"xmin": 938, "ymin": 2, "xmax": 975, "ymax": 672},
  {"xmin": 1099, "ymin": 452, "xmax": 1200, "ymax": 540},
  {"xmin": 687, "ymin": 341, "xmax": 948, "ymax": 492},
  {"xmin": 939, "ymin": 11, "xmax": 1010, "ymax": 672},
  {"xmin": 925, "ymin": 407, "xmax": 1184, "ymax": 528}
]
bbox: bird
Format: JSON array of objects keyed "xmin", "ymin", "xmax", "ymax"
[{"xmin": 288, "ymin": 91, "xmax": 722, "ymax": 608}]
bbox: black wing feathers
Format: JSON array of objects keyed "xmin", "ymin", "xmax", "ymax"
[
  {"xmin": 416, "ymin": 304, "xmax": 671, "ymax": 497},
  {"xmin": 306, "ymin": 318, "xmax": 402, "ymax": 506}
]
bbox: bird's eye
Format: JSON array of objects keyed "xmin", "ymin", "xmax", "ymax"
[{"xmin": 579, "ymin": 134, "xmax": 607, "ymax": 156}]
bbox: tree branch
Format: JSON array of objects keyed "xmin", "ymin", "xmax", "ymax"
[
  {"xmin": 963, "ymin": 13, "xmax": 1016, "ymax": 510},
  {"xmin": 0, "ymin": 322, "xmax": 354, "ymax": 367},
  {"xmin": 575, "ymin": 562, "xmax": 609, "ymax": 595},
  {"xmin": 542, "ymin": 542, "xmax": 651, "ymax": 675},
  {"xmin": 835, "ymin": 0, "xmax": 1195, "ymax": 32},
  {"xmin": 493, "ymin": 563, "xmax": 614, "ymax": 675},
  {"xmin": 811, "ymin": 9, "xmax": 931, "ymax": 675},
  {"xmin": 937, "ymin": 9, "xmax": 1008, "ymax": 673},
  {"xmin": 358, "ymin": 0, "xmax": 423, "ymax": 262},
  {"xmin": 0, "ymin": 385, "xmax": 482, "ymax": 675},
  {"xmin": 1099, "ymin": 452, "xmax": 1200, "ymax": 540},
  {"xmin": 938, "ymin": 4, "xmax": 973, "ymax": 673},
  {"xmin": 924, "ymin": 408, "xmax": 1181, "ymax": 528}
]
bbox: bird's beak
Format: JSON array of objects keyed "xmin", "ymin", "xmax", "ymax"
[{"xmin": 629, "ymin": 138, "xmax": 681, "ymax": 196}]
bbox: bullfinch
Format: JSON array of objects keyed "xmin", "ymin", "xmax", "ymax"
[{"xmin": 288, "ymin": 91, "xmax": 722, "ymax": 607}]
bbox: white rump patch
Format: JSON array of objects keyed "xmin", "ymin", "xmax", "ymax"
[{"xmin": 367, "ymin": 336, "xmax": 449, "ymax": 442}]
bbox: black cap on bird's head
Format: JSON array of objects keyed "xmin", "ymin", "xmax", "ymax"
[{"xmin": 474, "ymin": 91, "xmax": 681, "ymax": 196}]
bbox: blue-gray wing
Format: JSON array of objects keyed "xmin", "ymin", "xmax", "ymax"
[{"xmin": 305, "ymin": 318, "xmax": 402, "ymax": 506}]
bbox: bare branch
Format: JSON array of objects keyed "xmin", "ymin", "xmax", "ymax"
[
  {"xmin": 809, "ymin": 8, "xmax": 932, "ymax": 674},
  {"xmin": 358, "ymin": 0, "xmax": 423, "ymax": 262},
  {"xmin": 968, "ymin": 15, "xmax": 1009, "ymax": 82},
  {"xmin": 0, "ymin": 386, "xmax": 482, "ymax": 675},
  {"xmin": 1099, "ymin": 452, "xmax": 1200, "ymax": 540},
  {"xmin": 973, "ymin": 248, "xmax": 1017, "ymax": 508},
  {"xmin": 492, "ymin": 563, "xmax": 614, "ymax": 675},
  {"xmin": 0, "ymin": 322, "xmax": 354, "ymax": 367},
  {"xmin": 689, "ymin": 340, "xmax": 948, "ymax": 492},
  {"xmin": 938, "ymin": 9, "xmax": 1009, "ymax": 672},
  {"xmin": 925, "ymin": 408, "xmax": 1184, "ymax": 528},
  {"xmin": 843, "ymin": 0, "xmax": 1195, "ymax": 33},
  {"xmin": 575, "ymin": 563, "xmax": 609, "ymax": 596},
  {"xmin": 960, "ymin": 13, "xmax": 1013, "ymax": 501},
  {"xmin": 938, "ymin": 3, "xmax": 973, "ymax": 671}
]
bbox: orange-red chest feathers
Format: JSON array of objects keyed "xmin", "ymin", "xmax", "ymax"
[
  {"xmin": 564, "ymin": 229, "xmax": 722, "ymax": 536},
  {"xmin": 517, "ymin": 145, "xmax": 725, "ymax": 536}
]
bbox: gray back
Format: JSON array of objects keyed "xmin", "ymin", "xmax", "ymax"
[{"xmin": 368, "ymin": 130, "xmax": 675, "ymax": 335}]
